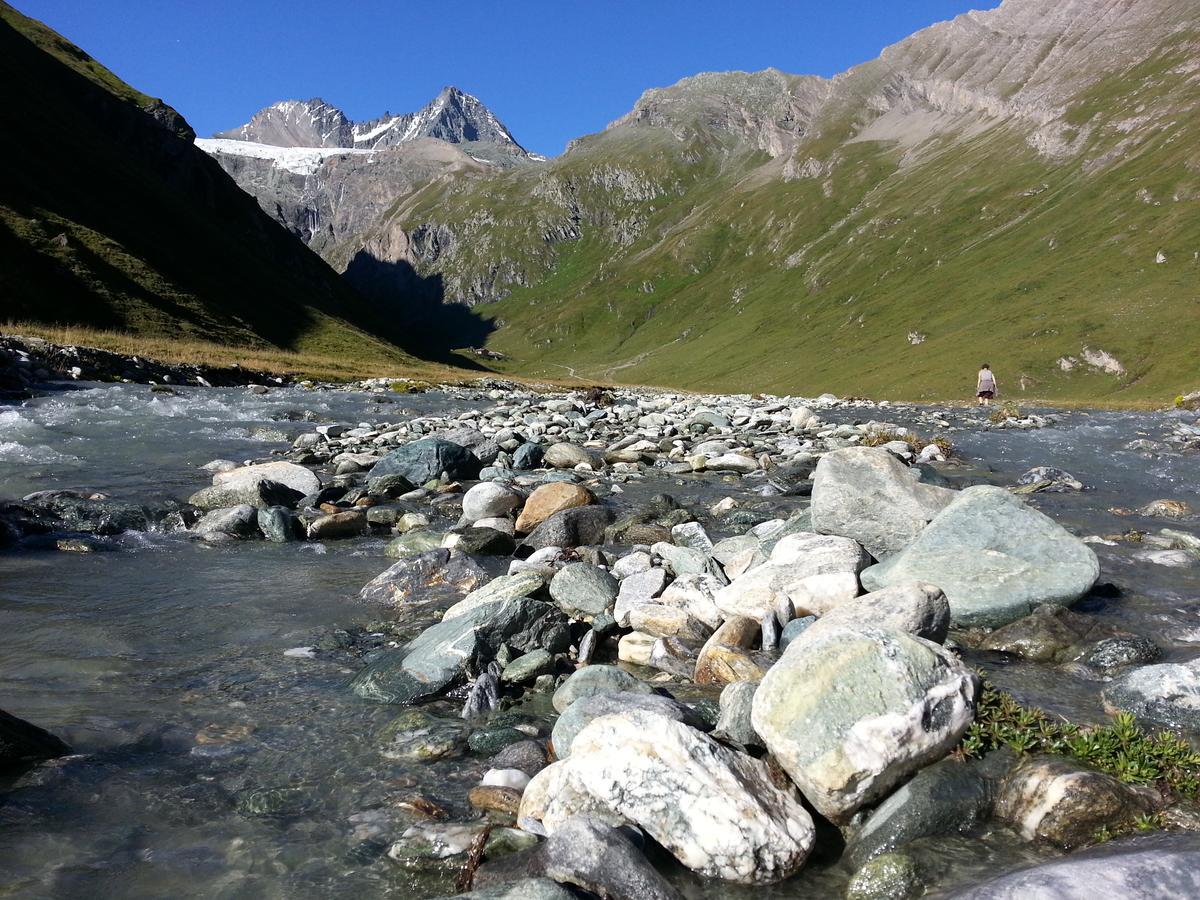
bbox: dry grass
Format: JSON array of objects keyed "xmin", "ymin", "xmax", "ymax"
[{"xmin": 1, "ymin": 321, "xmax": 467, "ymax": 384}]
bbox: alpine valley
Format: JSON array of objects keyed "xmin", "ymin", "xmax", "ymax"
[{"xmin": 195, "ymin": 0, "xmax": 1200, "ymax": 402}]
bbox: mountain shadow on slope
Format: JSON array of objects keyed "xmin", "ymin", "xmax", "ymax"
[
  {"xmin": 0, "ymin": 4, "xmax": 414, "ymax": 358},
  {"xmin": 342, "ymin": 253, "xmax": 495, "ymax": 363}
]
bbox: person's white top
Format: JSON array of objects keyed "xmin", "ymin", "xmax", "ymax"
[{"xmin": 978, "ymin": 369, "xmax": 997, "ymax": 391}]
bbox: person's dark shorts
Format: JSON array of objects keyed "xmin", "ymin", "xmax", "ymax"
[{"xmin": 977, "ymin": 390, "xmax": 995, "ymax": 399}]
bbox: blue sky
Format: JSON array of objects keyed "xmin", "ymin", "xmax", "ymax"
[{"xmin": 18, "ymin": 0, "xmax": 1001, "ymax": 156}]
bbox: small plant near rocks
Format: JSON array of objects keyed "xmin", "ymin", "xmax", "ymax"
[
  {"xmin": 861, "ymin": 430, "xmax": 955, "ymax": 458},
  {"xmin": 988, "ymin": 401, "xmax": 1022, "ymax": 424},
  {"xmin": 1093, "ymin": 811, "xmax": 1168, "ymax": 843},
  {"xmin": 962, "ymin": 677, "xmax": 1200, "ymax": 799},
  {"xmin": 389, "ymin": 380, "xmax": 434, "ymax": 393}
]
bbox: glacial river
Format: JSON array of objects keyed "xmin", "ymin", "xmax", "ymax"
[{"xmin": 2, "ymin": 382, "xmax": 1199, "ymax": 897}]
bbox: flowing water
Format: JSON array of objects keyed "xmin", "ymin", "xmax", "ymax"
[{"xmin": 2, "ymin": 384, "xmax": 1199, "ymax": 898}]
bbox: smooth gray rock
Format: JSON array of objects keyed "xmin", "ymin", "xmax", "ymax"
[
  {"xmin": 817, "ymin": 582, "xmax": 951, "ymax": 643},
  {"xmin": 861, "ymin": 486, "xmax": 1100, "ymax": 628},
  {"xmin": 810, "ymin": 446, "xmax": 955, "ymax": 558},
  {"xmin": 367, "ymin": 438, "xmax": 480, "ymax": 485},
  {"xmin": 521, "ymin": 505, "xmax": 615, "ymax": 551},
  {"xmin": 256, "ymin": 505, "xmax": 302, "ymax": 542},
  {"xmin": 845, "ymin": 756, "xmax": 995, "ymax": 867},
  {"xmin": 189, "ymin": 478, "xmax": 303, "ymax": 511},
  {"xmin": 551, "ymin": 691, "xmax": 697, "ymax": 757},
  {"xmin": 550, "ymin": 563, "xmax": 619, "ymax": 619},
  {"xmin": 192, "ymin": 504, "xmax": 259, "ymax": 539},
  {"xmin": 431, "ymin": 878, "xmax": 576, "ymax": 900},
  {"xmin": 552, "ymin": 665, "xmax": 654, "ymax": 713},
  {"xmin": 752, "ymin": 622, "xmax": 979, "ymax": 823},
  {"xmin": 462, "ymin": 482, "xmax": 523, "ymax": 523},
  {"xmin": 350, "ymin": 597, "xmax": 570, "ymax": 704},
  {"xmin": 1102, "ymin": 658, "xmax": 1200, "ymax": 730},
  {"xmin": 952, "ymin": 833, "xmax": 1200, "ymax": 899},
  {"xmin": 512, "ymin": 443, "xmax": 545, "ymax": 470},
  {"xmin": 475, "ymin": 815, "xmax": 681, "ymax": 900},
  {"xmin": 359, "ymin": 549, "xmax": 488, "ymax": 608},
  {"xmin": 713, "ymin": 681, "xmax": 761, "ymax": 748}
]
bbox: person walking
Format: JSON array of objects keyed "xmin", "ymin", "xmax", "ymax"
[{"xmin": 976, "ymin": 363, "xmax": 997, "ymax": 406}]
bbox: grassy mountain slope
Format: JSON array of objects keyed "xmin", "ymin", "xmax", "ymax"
[
  {"xmin": 0, "ymin": 2, "xmax": 420, "ymax": 366},
  {"xmin": 378, "ymin": 0, "xmax": 1200, "ymax": 402}
]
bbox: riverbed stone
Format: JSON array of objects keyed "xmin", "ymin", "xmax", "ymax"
[
  {"xmin": 378, "ymin": 709, "xmax": 469, "ymax": 761},
  {"xmin": 752, "ymin": 622, "xmax": 979, "ymax": 823},
  {"xmin": 511, "ymin": 443, "xmax": 545, "ymax": 470},
  {"xmin": 384, "ymin": 530, "xmax": 445, "ymax": 558},
  {"xmin": 462, "ymin": 483, "xmax": 523, "ymax": 524},
  {"xmin": 552, "ymin": 665, "xmax": 654, "ymax": 713},
  {"xmin": 810, "ymin": 447, "xmax": 955, "ymax": 558},
  {"xmin": 521, "ymin": 506, "xmax": 615, "ymax": 552},
  {"xmin": 443, "ymin": 571, "xmax": 547, "ymax": 620},
  {"xmin": 0, "ymin": 708, "xmax": 70, "ymax": 769},
  {"xmin": 544, "ymin": 442, "xmax": 597, "ymax": 469},
  {"xmin": 368, "ymin": 438, "xmax": 480, "ymax": 485},
  {"xmin": 189, "ymin": 478, "xmax": 303, "ymax": 511},
  {"xmin": 522, "ymin": 709, "xmax": 815, "ymax": 884},
  {"xmin": 995, "ymin": 754, "xmax": 1159, "ymax": 849},
  {"xmin": 845, "ymin": 755, "xmax": 996, "ymax": 867},
  {"xmin": 846, "ymin": 852, "xmax": 921, "ymax": 900},
  {"xmin": 359, "ymin": 549, "xmax": 488, "ymax": 608},
  {"xmin": 549, "ymin": 563, "xmax": 619, "ymax": 619},
  {"xmin": 501, "ymin": 649, "xmax": 556, "ymax": 684},
  {"xmin": 212, "ymin": 460, "xmax": 321, "ymax": 498},
  {"xmin": 192, "ymin": 504, "xmax": 259, "ymax": 540},
  {"xmin": 474, "ymin": 815, "xmax": 681, "ymax": 900},
  {"xmin": 714, "ymin": 532, "xmax": 868, "ymax": 621},
  {"xmin": 861, "ymin": 486, "xmax": 1100, "ymax": 629},
  {"xmin": 491, "ymin": 739, "xmax": 550, "ymax": 777},
  {"xmin": 256, "ymin": 506, "xmax": 302, "ymax": 542},
  {"xmin": 614, "ymin": 567, "xmax": 671, "ymax": 626},
  {"xmin": 1102, "ymin": 658, "xmax": 1200, "ymax": 729},
  {"xmin": 713, "ymin": 681, "xmax": 761, "ymax": 748},
  {"xmin": 350, "ymin": 597, "xmax": 571, "ymax": 704},
  {"xmin": 307, "ymin": 509, "xmax": 366, "ymax": 540},
  {"xmin": 695, "ymin": 616, "xmax": 767, "ymax": 685},
  {"xmin": 817, "ymin": 582, "xmax": 951, "ymax": 643},
  {"xmin": 551, "ymin": 692, "xmax": 700, "ymax": 757},
  {"xmin": 515, "ymin": 483, "xmax": 594, "ymax": 533}
]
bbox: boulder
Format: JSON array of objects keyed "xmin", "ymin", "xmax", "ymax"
[
  {"xmin": 0, "ymin": 708, "xmax": 70, "ymax": 770},
  {"xmin": 810, "ymin": 447, "xmax": 955, "ymax": 558},
  {"xmin": 952, "ymin": 833, "xmax": 1200, "ymax": 899},
  {"xmin": 520, "ymin": 506, "xmax": 615, "ymax": 552},
  {"xmin": 443, "ymin": 571, "xmax": 548, "ymax": 620},
  {"xmin": 306, "ymin": 510, "xmax": 366, "ymax": 540},
  {"xmin": 714, "ymin": 533, "xmax": 868, "ymax": 621},
  {"xmin": 551, "ymin": 692, "xmax": 700, "ymax": 757},
  {"xmin": 695, "ymin": 617, "xmax": 769, "ymax": 685},
  {"xmin": 515, "ymin": 483, "xmax": 595, "ymax": 534},
  {"xmin": 358, "ymin": 549, "xmax": 489, "ymax": 608},
  {"xmin": 552, "ymin": 665, "xmax": 654, "ymax": 713},
  {"xmin": 714, "ymin": 681, "xmax": 761, "ymax": 748},
  {"xmin": 474, "ymin": 815, "xmax": 681, "ymax": 900},
  {"xmin": 544, "ymin": 442, "xmax": 598, "ymax": 469},
  {"xmin": 350, "ymin": 597, "xmax": 571, "ymax": 704},
  {"xmin": 212, "ymin": 461, "xmax": 320, "ymax": 497},
  {"xmin": 752, "ymin": 622, "xmax": 978, "ymax": 823},
  {"xmin": 188, "ymin": 478, "xmax": 303, "ymax": 511},
  {"xmin": 549, "ymin": 563, "xmax": 619, "ymax": 619},
  {"xmin": 861, "ymin": 486, "xmax": 1100, "ymax": 629},
  {"xmin": 614, "ymin": 567, "xmax": 670, "ymax": 626},
  {"xmin": 256, "ymin": 506, "xmax": 302, "ymax": 542},
  {"xmin": 845, "ymin": 754, "xmax": 999, "ymax": 867},
  {"xmin": 1103, "ymin": 658, "xmax": 1200, "ymax": 730},
  {"xmin": 192, "ymin": 504, "xmax": 258, "ymax": 540},
  {"xmin": 462, "ymin": 482, "xmax": 523, "ymax": 523},
  {"xmin": 816, "ymin": 582, "xmax": 951, "ymax": 643},
  {"xmin": 521, "ymin": 710, "xmax": 815, "ymax": 884},
  {"xmin": 995, "ymin": 754, "xmax": 1159, "ymax": 849},
  {"xmin": 368, "ymin": 438, "xmax": 480, "ymax": 485}
]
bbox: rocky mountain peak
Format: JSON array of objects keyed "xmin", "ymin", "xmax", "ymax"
[
  {"xmin": 215, "ymin": 97, "xmax": 352, "ymax": 148},
  {"xmin": 214, "ymin": 88, "xmax": 527, "ymax": 157}
]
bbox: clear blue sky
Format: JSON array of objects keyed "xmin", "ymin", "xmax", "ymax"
[{"xmin": 17, "ymin": 0, "xmax": 1000, "ymax": 156}]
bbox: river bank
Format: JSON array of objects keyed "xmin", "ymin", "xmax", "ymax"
[{"xmin": 3, "ymin": 378, "xmax": 1200, "ymax": 897}]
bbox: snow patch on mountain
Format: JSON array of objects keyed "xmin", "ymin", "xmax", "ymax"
[{"xmin": 195, "ymin": 138, "xmax": 374, "ymax": 175}]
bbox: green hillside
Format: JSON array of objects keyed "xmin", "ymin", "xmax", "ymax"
[{"xmin": 378, "ymin": 16, "xmax": 1200, "ymax": 403}]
